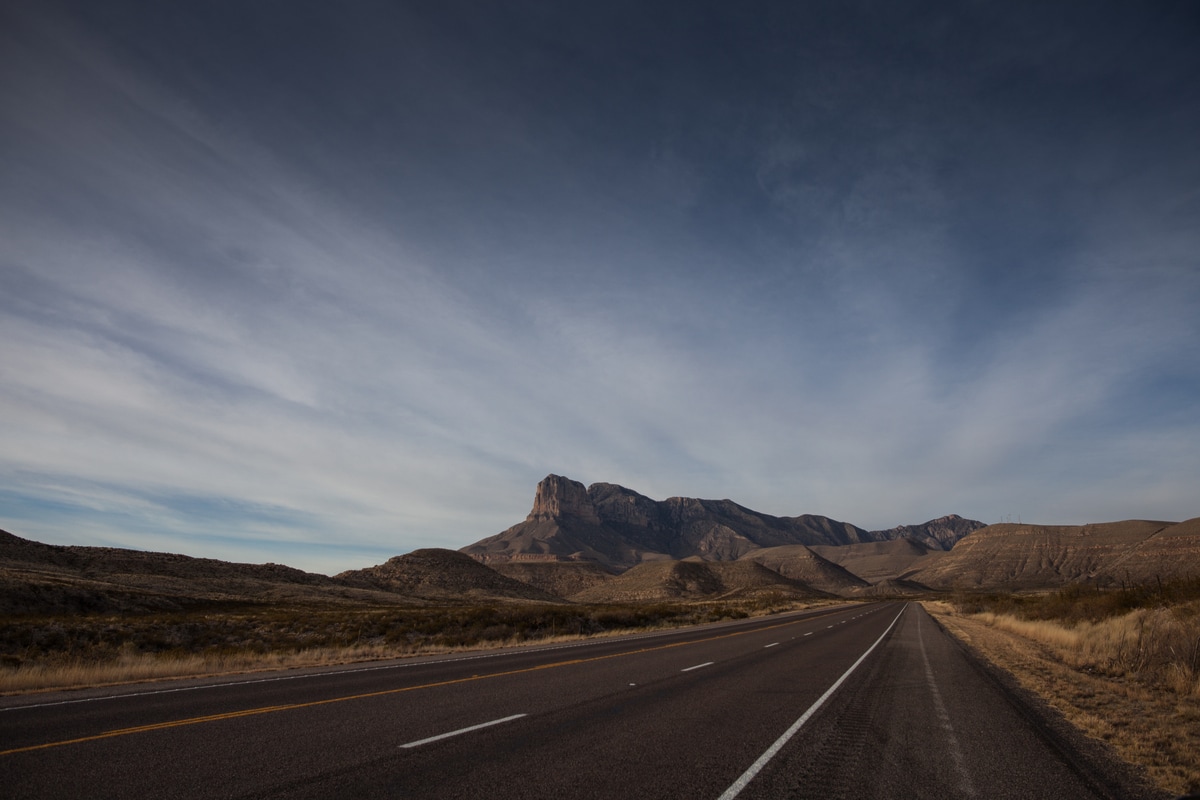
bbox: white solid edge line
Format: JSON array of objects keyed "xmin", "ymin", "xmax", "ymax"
[
  {"xmin": 715, "ymin": 604, "xmax": 908, "ymax": 800},
  {"xmin": 682, "ymin": 661, "xmax": 715, "ymax": 672},
  {"xmin": 399, "ymin": 713, "xmax": 527, "ymax": 749}
]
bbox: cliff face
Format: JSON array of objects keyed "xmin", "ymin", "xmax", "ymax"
[
  {"xmin": 460, "ymin": 475, "xmax": 982, "ymax": 573},
  {"xmin": 529, "ymin": 475, "xmax": 600, "ymax": 523}
]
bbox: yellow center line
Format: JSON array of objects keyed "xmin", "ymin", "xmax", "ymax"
[{"xmin": 2, "ymin": 607, "xmax": 854, "ymax": 757}]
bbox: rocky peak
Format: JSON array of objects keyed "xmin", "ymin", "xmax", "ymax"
[
  {"xmin": 869, "ymin": 514, "xmax": 986, "ymax": 551},
  {"xmin": 529, "ymin": 474, "xmax": 600, "ymax": 522}
]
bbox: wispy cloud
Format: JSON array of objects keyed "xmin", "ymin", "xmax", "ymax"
[{"xmin": 1, "ymin": 3, "xmax": 1197, "ymax": 572}]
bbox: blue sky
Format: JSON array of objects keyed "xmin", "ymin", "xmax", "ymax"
[{"xmin": 2, "ymin": 1, "xmax": 1198, "ymax": 574}]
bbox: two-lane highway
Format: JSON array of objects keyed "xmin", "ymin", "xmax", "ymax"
[{"xmin": 0, "ymin": 603, "xmax": 1158, "ymax": 799}]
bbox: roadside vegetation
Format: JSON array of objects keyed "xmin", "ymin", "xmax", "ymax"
[
  {"xmin": 948, "ymin": 579, "xmax": 1200, "ymax": 696},
  {"xmin": 0, "ymin": 595, "xmax": 807, "ymax": 694},
  {"xmin": 926, "ymin": 578, "xmax": 1200, "ymax": 795}
]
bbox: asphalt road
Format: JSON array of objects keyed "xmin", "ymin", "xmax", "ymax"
[{"xmin": 0, "ymin": 602, "xmax": 1161, "ymax": 799}]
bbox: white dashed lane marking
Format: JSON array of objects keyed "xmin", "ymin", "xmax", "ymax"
[{"xmin": 399, "ymin": 714, "xmax": 527, "ymax": 749}]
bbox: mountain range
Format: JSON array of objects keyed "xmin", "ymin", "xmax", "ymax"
[
  {"xmin": 460, "ymin": 474, "xmax": 983, "ymax": 570},
  {"xmin": 2, "ymin": 474, "xmax": 1198, "ymax": 612},
  {"xmin": 457, "ymin": 475, "xmax": 1199, "ymax": 599}
]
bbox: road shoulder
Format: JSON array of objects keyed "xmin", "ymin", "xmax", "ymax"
[{"xmin": 923, "ymin": 601, "xmax": 1177, "ymax": 799}]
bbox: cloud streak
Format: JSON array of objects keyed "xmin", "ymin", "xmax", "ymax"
[{"xmin": 2, "ymin": 2, "xmax": 1198, "ymax": 573}]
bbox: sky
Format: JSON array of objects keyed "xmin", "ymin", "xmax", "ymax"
[{"xmin": 2, "ymin": 1, "xmax": 1198, "ymax": 575}]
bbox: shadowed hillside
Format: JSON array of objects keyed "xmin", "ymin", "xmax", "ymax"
[
  {"xmin": 0, "ymin": 529, "xmax": 411, "ymax": 614},
  {"xmin": 569, "ymin": 559, "xmax": 831, "ymax": 603},
  {"xmin": 336, "ymin": 549, "xmax": 561, "ymax": 603},
  {"xmin": 738, "ymin": 545, "xmax": 870, "ymax": 595}
]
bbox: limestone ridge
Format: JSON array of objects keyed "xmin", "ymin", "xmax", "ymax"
[{"xmin": 460, "ymin": 474, "xmax": 985, "ymax": 572}]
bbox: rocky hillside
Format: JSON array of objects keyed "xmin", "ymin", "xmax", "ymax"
[
  {"xmin": 490, "ymin": 561, "xmax": 616, "ymax": 600},
  {"xmin": 336, "ymin": 549, "xmax": 560, "ymax": 603},
  {"xmin": 461, "ymin": 475, "xmax": 983, "ymax": 572},
  {"xmin": 910, "ymin": 518, "xmax": 1200, "ymax": 589},
  {"xmin": 1104, "ymin": 517, "xmax": 1200, "ymax": 580}
]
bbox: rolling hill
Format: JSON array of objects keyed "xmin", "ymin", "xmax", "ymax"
[
  {"xmin": 489, "ymin": 561, "xmax": 616, "ymax": 600},
  {"xmin": 737, "ymin": 545, "xmax": 870, "ymax": 595},
  {"xmin": 0, "ymin": 528, "xmax": 412, "ymax": 614},
  {"xmin": 569, "ymin": 559, "xmax": 831, "ymax": 603},
  {"xmin": 336, "ymin": 549, "xmax": 560, "ymax": 603},
  {"xmin": 808, "ymin": 538, "xmax": 945, "ymax": 584}
]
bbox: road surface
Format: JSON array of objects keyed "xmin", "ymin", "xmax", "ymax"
[{"xmin": 0, "ymin": 602, "xmax": 1160, "ymax": 799}]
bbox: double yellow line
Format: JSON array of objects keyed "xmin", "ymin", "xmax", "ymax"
[{"xmin": 2, "ymin": 608, "xmax": 848, "ymax": 757}]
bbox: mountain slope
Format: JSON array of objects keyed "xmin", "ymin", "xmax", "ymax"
[
  {"xmin": 809, "ymin": 538, "xmax": 946, "ymax": 584},
  {"xmin": 1103, "ymin": 517, "xmax": 1200, "ymax": 581},
  {"xmin": 910, "ymin": 519, "xmax": 1200, "ymax": 589},
  {"xmin": 738, "ymin": 545, "xmax": 870, "ymax": 595},
  {"xmin": 867, "ymin": 515, "xmax": 986, "ymax": 551}
]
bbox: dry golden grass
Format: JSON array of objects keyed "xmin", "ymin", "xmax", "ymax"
[
  {"xmin": 925, "ymin": 600, "xmax": 1200, "ymax": 795},
  {"xmin": 970, "ymin": 604, "xmax": 1200, "ymax": 696},
  {"xmin": 0, "ymin": 636, "xmax": 593, "ymax": 694},
  {"xmin": 0, "ymin": 645, "xmax": 387, "ymax": 693}
]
